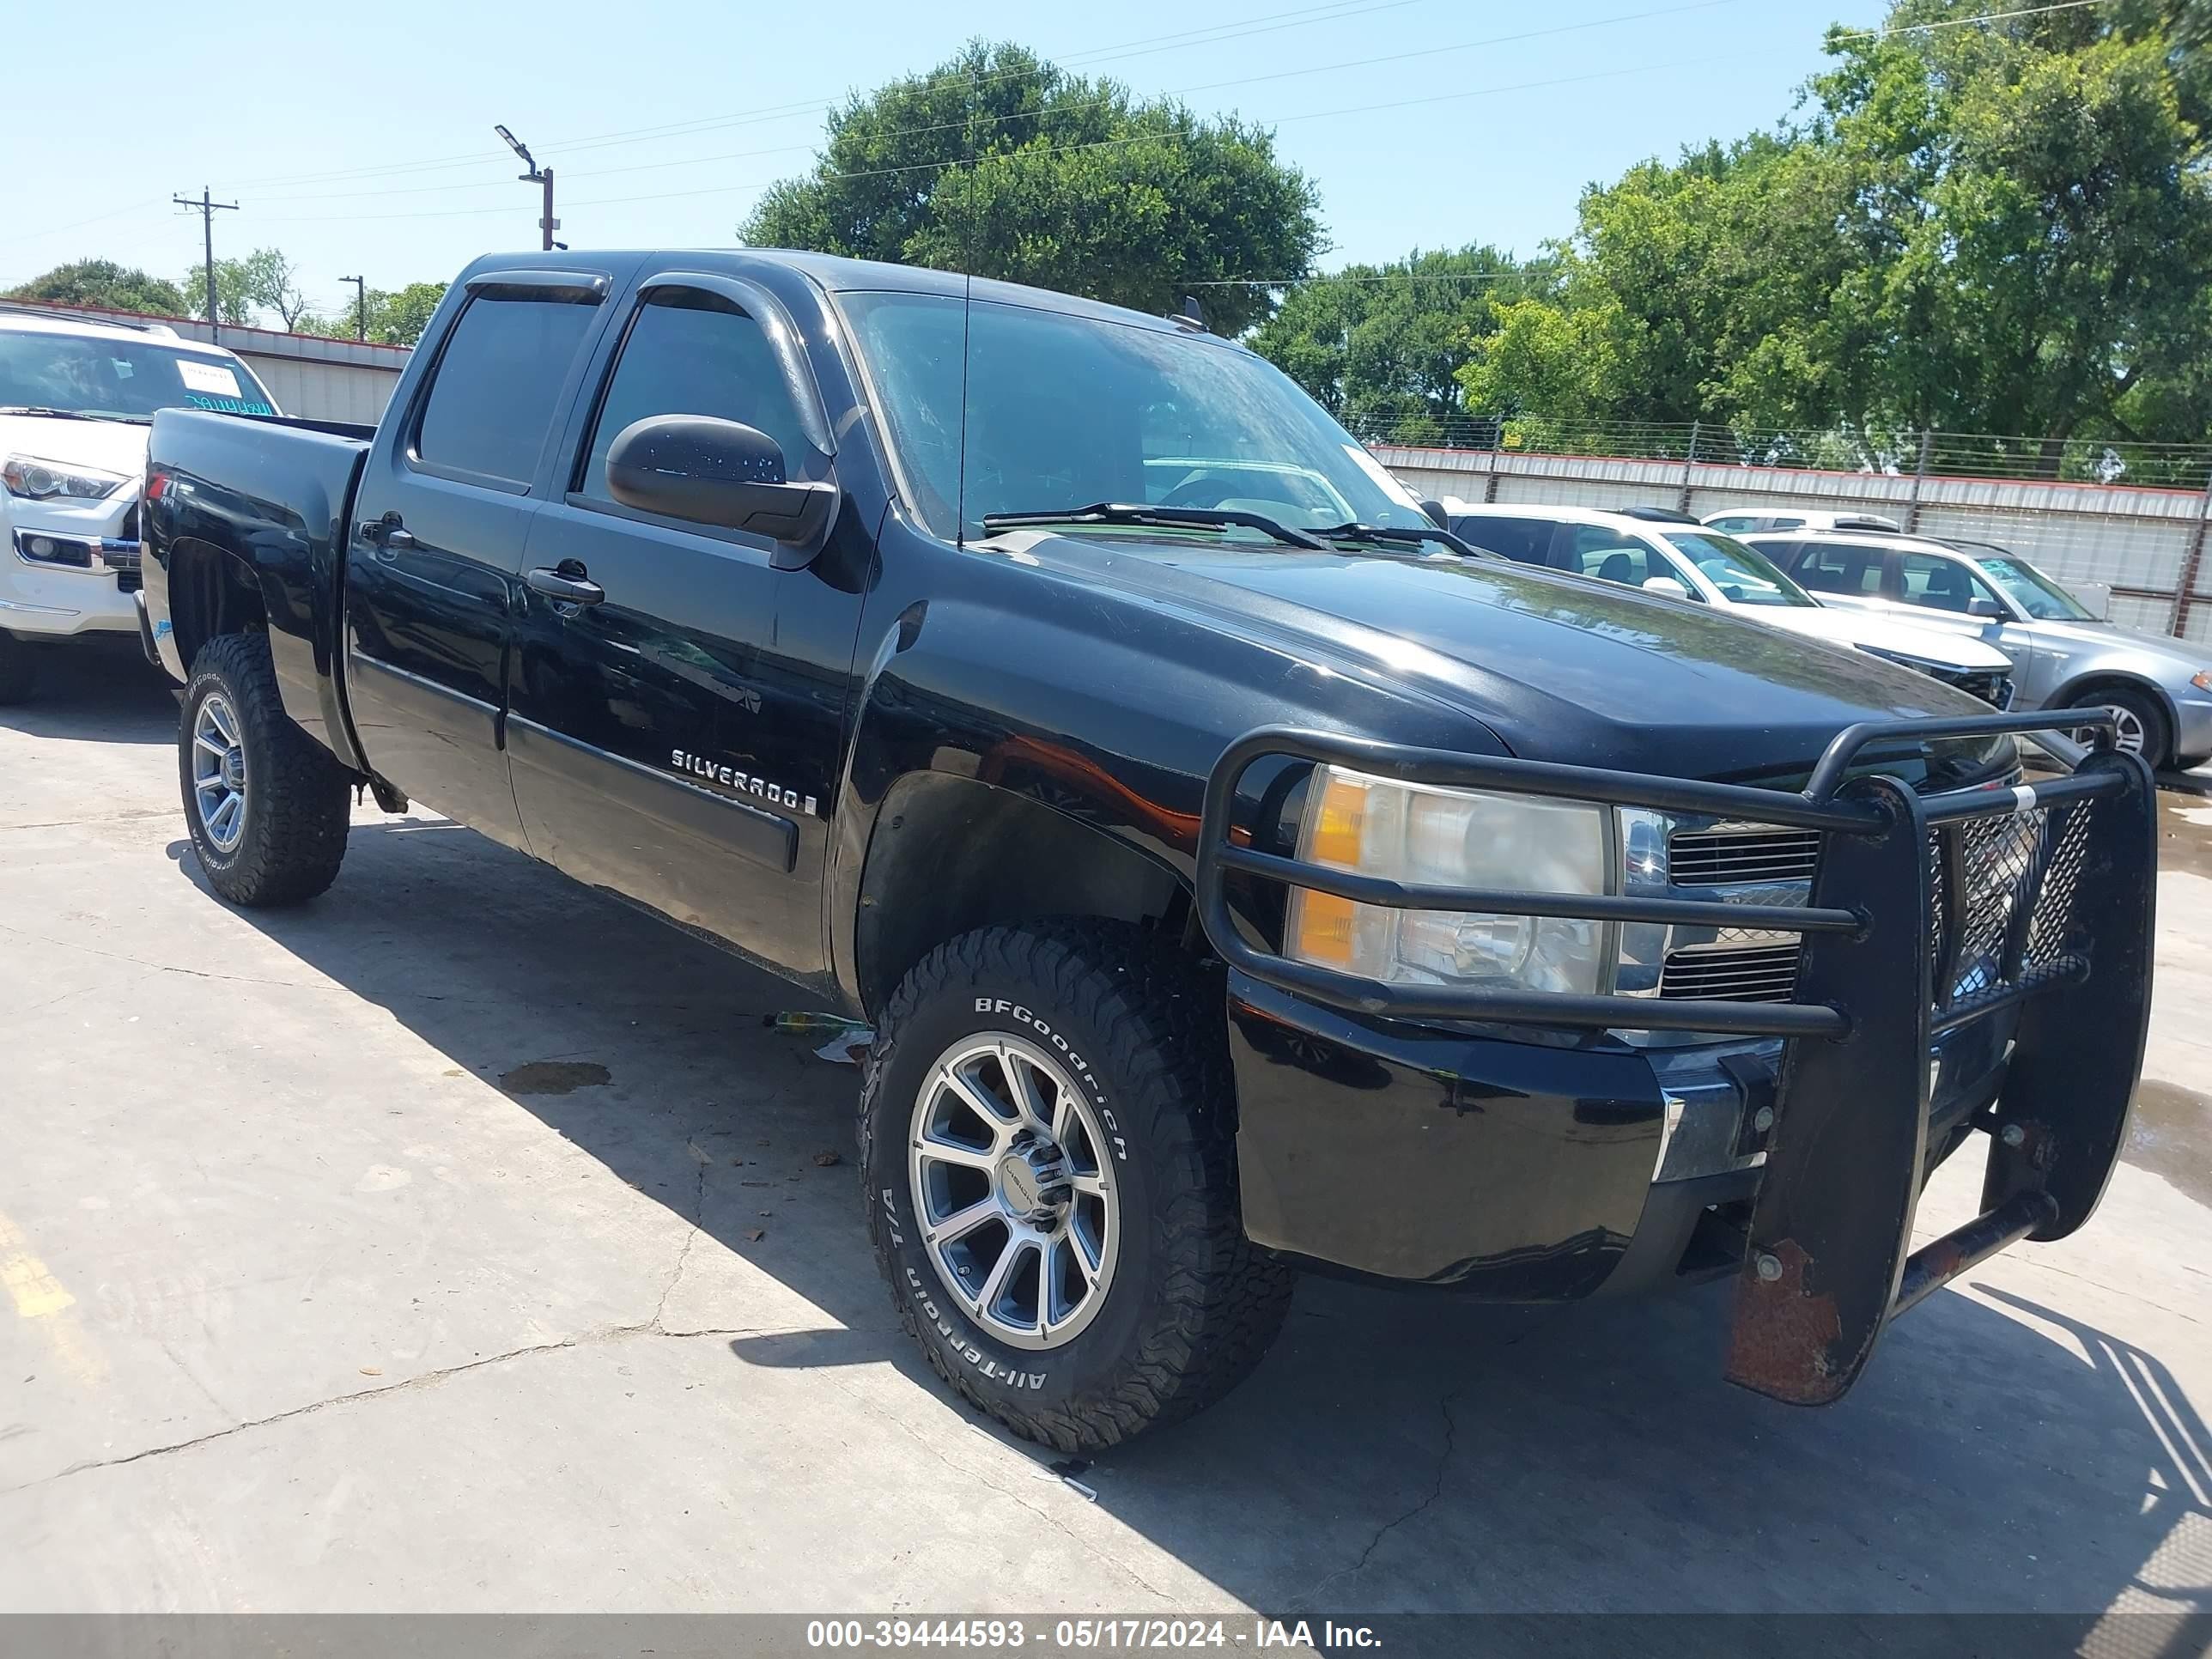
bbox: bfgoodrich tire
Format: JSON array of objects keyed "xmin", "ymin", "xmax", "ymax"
[
  {"xmin": 179, "ymin": 632, "xmax": 352, "ymax": 906},
  {"xmin": 860, "ymin": 921, "xmax": 1292, "ymax": 1451}
]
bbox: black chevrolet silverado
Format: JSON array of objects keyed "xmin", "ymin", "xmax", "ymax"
[{"xmin": 137, "ymin": 250, "xmax": 2155, "ymax": 1451}]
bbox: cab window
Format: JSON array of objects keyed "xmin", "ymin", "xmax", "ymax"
[
  {"xmin": 1897, "ymin": 550, "xmax": 2004, "ymax": 615},
  {"xmin": 580, "ymin": 288, "xmax": 810, "ymax": 502},
  {"xmin": 416, "ymin": 294, "xmax": 600, "ymax": 486}
]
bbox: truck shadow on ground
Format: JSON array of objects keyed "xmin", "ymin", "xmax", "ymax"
[
  {"xmin": 173, "ymin": 814, "xmax": 2212, "ymax": 1638},
  {"xmin": 0, "ymin": 641, "xmax": 175, "ymax": 746}
]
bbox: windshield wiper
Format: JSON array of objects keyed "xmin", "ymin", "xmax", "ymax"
[
  {"xmin": 0, "ymin": 405, "xmax": 149, "ymax": 424},
  {"xmin": 1310, "ymin": 522, "xmax": 1486, "ymax": 558},
  {"xmin": 981, "ymin": 501, "xmax": 1328, "ymax": 550}
]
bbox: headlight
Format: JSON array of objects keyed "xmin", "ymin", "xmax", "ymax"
[
  {"xmin": 1284, "ymin": 765, "xmax": 1613, "ymax": 996},
  {"xmin": 1, "ymin": 454, "xmax": 131, "ymax": 501}
]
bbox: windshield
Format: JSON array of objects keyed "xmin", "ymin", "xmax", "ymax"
[
  {"xmin": 1662, "ymin": 531, "xmax": 1814, "ymax": 607},
  {"xmin": 842, "ymin": 292, "xmax": 1433, "ymax": 544},
  {"xmin": 1976, "ymin": 554, "xmax": 2093, "ymax": 621},
  {"xmin": 0, "ymin": 328, "xmax": 276, "ymax": 421}
]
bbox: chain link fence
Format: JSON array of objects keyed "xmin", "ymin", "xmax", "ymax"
[{"xmin": 1361, "ymin": 416, "xmax": 2212, "ymax": 642}]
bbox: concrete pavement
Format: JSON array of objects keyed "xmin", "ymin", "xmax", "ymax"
[{"xmin": 1, "ymin": 644, "xmax": 2209, "ymax": 1632}]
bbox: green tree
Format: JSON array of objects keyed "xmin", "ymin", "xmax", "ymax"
[
  {"xmin": 1250, "ymin": 246, "xmax": 1540, "ymax": 444},
  {"xmin": 4, "ymin": 259, "xmax": 190, "ymax": 316},
  {"xmin": 1453, "ymin": 3, "xmax": 2212, "ymax": 471},
  {"xmin": 741, "ymin": 41, "xmax": 1322, "ymax": 335},
  {"xmin": 363, "ymin": 281, "xmax": 447, "ymax": 346}
]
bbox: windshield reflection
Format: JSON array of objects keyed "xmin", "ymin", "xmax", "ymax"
[{"xmin": 842, "ymin": 293, "xmax": 1433, "ymax": 545}]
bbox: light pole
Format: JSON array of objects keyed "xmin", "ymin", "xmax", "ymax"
[
  {"xmin": 340, "ymin": 274, "xmax": 366, "ymax": 341},
  {"xmin": 495, "ymin": 125, "xmax": 561, "ymax": 252}
]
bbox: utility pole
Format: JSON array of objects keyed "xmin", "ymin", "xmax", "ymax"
[
  {"xmin": 495, "ymin": 125, "xmax": 560, "ymax": 252},
  {"xmin": 341, "ymin": 274, "xmax": 367, "ymax": 341},
  {"xmin": 173, "ymin": 187, "xmax": 239, "ymax": 343}
]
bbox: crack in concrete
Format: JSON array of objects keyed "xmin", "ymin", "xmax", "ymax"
[
  {"xmin": 0, "ymin": 1316, "xmax": 800, "ymax": 1498},
  {"xmin": 1298, "ymin": 1389, "xmax": 1461, "ymax": 1610},
  {"xmin": 652, "ymin": 1160, "xmax": 710, "ymax": 1332},
  {"xmin": 829, "ymin": 1370, "xmax": 1176, "ymax": 1604},
  {"xmin": 1291, "ymin": 1312, "xmax": 1556, "ymax": 1610}
]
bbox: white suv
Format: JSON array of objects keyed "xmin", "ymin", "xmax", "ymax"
[
  {"xmin": 0, "ymin": 307, "xmax": 278, "ymax": 702},
  {"xmin": 1445, "ymin": 502, "xmax": 2019, "ymax": 705}
]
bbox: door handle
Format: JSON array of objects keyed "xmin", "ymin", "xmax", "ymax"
[
  {"xmin": 360, "ymin": 515, "xmax": 416, "ymax": 553},
  {"xmin": 526, "ymin": 565, "xmax": 605, "ymax": 606}
]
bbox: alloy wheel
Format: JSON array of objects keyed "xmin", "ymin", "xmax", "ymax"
[{"xmin": 907, "ymin": 1034, "xmax": 1120, "ymax": 1351}]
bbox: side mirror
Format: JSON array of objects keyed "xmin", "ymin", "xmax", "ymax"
[
  {"xmin": 2074, "ymin": 580, "xmax": 2113, "ymax": 620},
  {"xmin": 1643, "ymin": 574, "xmax": 1691, "ymax": 600},
  {"xmin": 1966, "ymin": 597, "xmax": 2004, "ymax": 619},
  {"xmin": 1419, "ymin": 497, "xmax": 1449, "ymax": 531},
  {"xmin": 605, "ymin": 415, "xmax": 836, "ymax": 549}
]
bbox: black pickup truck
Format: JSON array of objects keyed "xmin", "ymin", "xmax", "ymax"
[{"xmin": 138, "ymin": 250, "xmax": 2155, "ymax": 1451}]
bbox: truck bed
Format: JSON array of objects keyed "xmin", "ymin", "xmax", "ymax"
[{"xmin": 143, "ymin": 407, "xmax": 375, "ymax": 771}]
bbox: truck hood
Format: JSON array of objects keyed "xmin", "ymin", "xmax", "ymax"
[
  {"xmin": 0, "ymin": 413, "xmax": 150, "ymax": 479},
  {"xmin": 994, "ymin": 533, "xmax": 2004, "ymax": 781},
  {"xmin": 1759, "ymin": 603, "xmax": 2013, "ymax": 670}
]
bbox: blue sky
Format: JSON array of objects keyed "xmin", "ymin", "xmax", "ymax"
[{"xmin": 3, "ymin": 0, "xmax": 1883, "ymax": 321}]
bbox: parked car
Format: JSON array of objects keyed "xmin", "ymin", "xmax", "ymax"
[
  {"xmin": 0, "ymin": 306, "xmax": 278, "ymax": 702},
  {"xmin": 1700, "ymin": 507, "xmax": 1903, "ymax": 536},
  {"xmin": 1746, "ymin": 528, "xmax": 2212, "ymax": 769},
  {"xmin": 1447, "ymin": 503, "xmax": 2017, "ymax": 705},
  {"xmin": 138, "ymin": 250, "xmax": 2151, "ymax": 1450}
]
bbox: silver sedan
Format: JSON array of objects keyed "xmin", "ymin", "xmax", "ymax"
[{"xmin": 1747, "ymin": 529, "xmax": 2212, "ymax": 769}]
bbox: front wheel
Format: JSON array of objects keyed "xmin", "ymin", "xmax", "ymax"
[
  {"xmin": 179, "ymin": 632, "xmax": 352, "ymax": 906},
  {"xmin": 2069, "ymin": 685, "xmax": 2170, "ymax": 772},
  {"xmin": 860, "ymin": 921, "xmax": 1292, "ymax": 1451}
]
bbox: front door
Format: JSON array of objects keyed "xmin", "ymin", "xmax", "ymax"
[
  {"xmin": 1887, "ymin": 549, "xmax": 2033, "ymax": 677},
  {"xmin": 345, "ymin": 273, "xmax": 612, "ymax": 848},
  {"xmin": 505, "ymin": 274, "xmax": 858, "ymax": 975}
]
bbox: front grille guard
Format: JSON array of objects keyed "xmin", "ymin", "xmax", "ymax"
[{"xmin": 1194, "ymin": 709, "xmax": 2157, "ymax": 1407}]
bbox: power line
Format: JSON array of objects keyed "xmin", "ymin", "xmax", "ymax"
[
  {"xmin": 251, "ymin": 45, "xmax": 1775, "ymax": 228},
  {"xmin": 1836, "ymin": 0, "xmax": 2112, "ymax": 38},
  {"xmin": 245, "ymin": 0, "xmax": 1748, "ymax": 208},
  {"xmin": 225, "ymin": 0, "xmax": 1426, "ymax": 193},
  {"xmin": 172, "ymin": 188, "xmax": 239, "ymax": 343}
]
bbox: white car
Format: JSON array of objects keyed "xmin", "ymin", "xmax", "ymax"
[
  {"xmin": 1700, "ymin": 507, "xmax": 1903, "ymax": 536},
  {"xmin": 1445, "ymin": 502, "xmax": 2019, "ymax": 705},
  {"xmin": 0, "ymin": 307, "xmax": 279, "ymax": 701}
]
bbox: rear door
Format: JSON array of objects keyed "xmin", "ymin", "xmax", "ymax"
[
  {"xmin": 345, "ymin": 270, "xmax": 615, "ymax": 848},
  {"xmin": 504, "ymin": 270, "xmax": 855, "ymax": 975},
  {"xmin": 1774, "ymin": 538, "xmax": 1889, "ymax": 617}
]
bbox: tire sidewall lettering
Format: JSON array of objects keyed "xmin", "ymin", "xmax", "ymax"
[{"xmin": 971, "ymin": 996, "xmax": 1124, "ymax": 1162}]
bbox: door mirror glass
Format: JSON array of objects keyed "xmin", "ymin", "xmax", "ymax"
[
  {"xmin": 604, "ymin": 415, "xmax": 836, "ymax": 547},
  {"xmin": 1642, "ymin": 574, "xmax": 1691, "ymax": 600}
]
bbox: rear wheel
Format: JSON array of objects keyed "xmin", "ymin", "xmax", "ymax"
[
  {"xmin": 860, "ymin": 920, "xmax": 1292, "ymax": 1451},
  {"xmin": 2069, "ymin": 684, "xmax": 2169, "ymax": 771},
  {"xmin": 179, "ymin": 632, "xmax": 352, "ymax": 905},
  {"xmin": 0, "ymin": 631, "xmax": 36, "ymax": 705}
]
